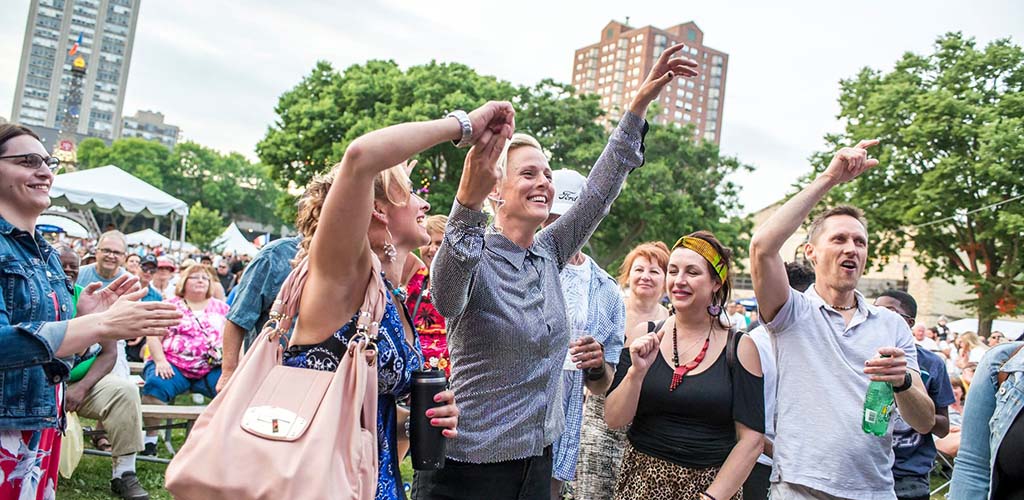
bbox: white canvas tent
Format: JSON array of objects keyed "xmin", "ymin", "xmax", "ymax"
[
  {"xmin": 212, "ymin": 222, "xmax": 259, "ymax": 256},
  {"xmin": 36, "ymin": 214, "xmax": 90, "ymax": 238},
  {"xmin": 50, "ymin": 165, "xmax": 189, "ymax": 247},
  {"xmin": 126, "ymin": 228, "xmax": 172, "ymax": 247}
]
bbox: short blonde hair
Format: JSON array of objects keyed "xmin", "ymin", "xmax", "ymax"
[
  {"xmin": 496, "ymin": 133, "xmax": 545, "ymax": 179},
  {"xmin": 424, "ymin": 214, "xmax": 448, "ymax": 236},
  {"xmin": 175, "ymin": 264, "xmax": 213, "ymax": 299}
]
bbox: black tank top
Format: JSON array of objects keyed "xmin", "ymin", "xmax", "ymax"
[{"xmin": 608, "ymin": 325, "xmax": 765, "ymax": 468}]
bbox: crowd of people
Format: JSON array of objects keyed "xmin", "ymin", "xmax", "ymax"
[{"xmin": 1, "ymin": 40, "xmax": 1021, "ymax": 500}]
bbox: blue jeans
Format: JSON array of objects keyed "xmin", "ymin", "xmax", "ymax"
[{"xmin": 141, "ymin": 361, "xmax": 220, "ymax": 403}]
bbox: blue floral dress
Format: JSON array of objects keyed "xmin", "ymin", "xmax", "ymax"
[{"xmin": 283, "ymin": 280, "xmax": 421, "ymax": 500}]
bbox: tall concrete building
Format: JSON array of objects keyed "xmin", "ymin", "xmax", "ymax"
[
  {"xmin": 11, "ymin": 0, "xmax": 141, "ymax": 140},
  {"xmin": 572, "ymin": 20, "xmax": 729, "ymax": 144},
  {"xmin": 121, "ymin": 110, "xmax": 180, "ymax": 148}
]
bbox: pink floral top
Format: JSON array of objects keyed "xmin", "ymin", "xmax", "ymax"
[{"xmin": 158, "ymin": 297, "xmax": 229, "ymax": 379}]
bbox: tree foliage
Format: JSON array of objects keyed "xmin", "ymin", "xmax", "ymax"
[
  {"xmin": 806, "ymin": 33, "xmax": 1024, "ymax": 329},
  {"xmin": 76, "ymin": 139, "xmax": 283, "ymax": 229},
  {"xmin": 259, "ymin": 60, "xmax": 752, "ymax": 270},
  {"xmin": 185, "ymin": 201, "xmax": 226, "ymax": 251}
]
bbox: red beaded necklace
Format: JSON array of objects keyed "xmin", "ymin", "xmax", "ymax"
[{"xmin": 670, "ymin": 320, "xmax": 713, "ymax": 391}]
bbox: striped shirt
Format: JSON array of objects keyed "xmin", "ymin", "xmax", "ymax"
[{"xmin": 430, "ymin": 112, "xmax": 647, "ymax": 463}]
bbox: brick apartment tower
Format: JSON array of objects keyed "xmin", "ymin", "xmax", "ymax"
[{"xmin": 571, "ymin": 20, "xmax": 728, "ymax": 144}]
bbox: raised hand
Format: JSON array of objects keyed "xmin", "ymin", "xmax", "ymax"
[
  {"xmin": 455, "ymin": 126, "xmax": 509, "ymax": 211},
  {"xmin": 77, "ymin": 274, "xmax": 141, "ymax": 316},
  {"xmin": 823, "ymin": 139, "xmax": 880, "ymax": 186},
  {"xmin": 467, "ymin": 101, "xmax": 515, "ymax": 145},
  {"xmin": 629, "ymin": 43, "xmax": 700, "ymax": 116},
  {"xmin": 628, "ymin": 330, "xmax": 665, "ymax": 375}
]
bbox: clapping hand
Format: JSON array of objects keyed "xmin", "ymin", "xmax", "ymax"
[
  {"xmin": 629, "ymin": 43, "xmax": 700, "ymax": 116},
  {"xmin": 467, "ymin": 101, "xmax": 515, "ymax": 145},
  {"xmin": 823, "ymin": 139, "xmax": 880, "ymax": 186},
  {"xmin": 76, "ymin": 274, "xmax": 140, "ymax": 316}
]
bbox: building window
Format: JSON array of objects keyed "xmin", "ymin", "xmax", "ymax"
[
  {"xmin": 674, "ymin": 111, "xmax": 683, "ymax": 120},
  {"xmin": 606, "ymin": 28, "xmax": 614, "ymax": 40},
  {"xmin": 688, "ymin": 29, "xmax": 697, "ymax": 41}
]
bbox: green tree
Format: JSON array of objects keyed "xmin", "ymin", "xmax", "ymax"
[
  {"xmin": 806, "ymin": 32, "xmax": 1024, "ymax": 334},
  {"xmin": 186, "ymin": 201, "xmax": 227, "ymax": 251},
  {"xmin": 259, "ymin": 60, "xmax": 753, "ymax": 269}
]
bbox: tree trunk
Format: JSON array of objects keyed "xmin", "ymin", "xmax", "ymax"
[{"xmin": 977, "ymin": 315, "xmax": 993, "ymax": 339}]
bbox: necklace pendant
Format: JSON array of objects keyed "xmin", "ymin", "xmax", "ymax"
[{"xmin": 669, "ymin": 368, "xmax": 686, "ymax": 392}]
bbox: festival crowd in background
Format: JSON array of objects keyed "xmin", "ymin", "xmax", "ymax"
[{"xmin": 1, "ymin": 41, "xmax": 1022, "ymax": 500}]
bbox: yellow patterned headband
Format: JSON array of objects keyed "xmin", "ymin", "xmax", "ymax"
[{"xmin": 672, "ymin": 236, "xmax": 728, "ymax": 282}]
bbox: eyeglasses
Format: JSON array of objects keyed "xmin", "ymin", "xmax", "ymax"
[
  {"xmin": 0, "ymin": 153, "xmax": 62, "ymax": 174},
  {"xmin": 878, "ymin": 305, "xmax": 915, "ymax": 327},
  {"xmin": 140, "ymin": 266, "xmax": 156, "ymax": 274},
  {"xmin": 96, "ymin": 248, "xmax": 125, "ymax": 257}
]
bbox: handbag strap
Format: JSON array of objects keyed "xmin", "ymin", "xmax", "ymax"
[{"xmin": 265, "ymin": 253, "xmax": 388, "ymax": 358}]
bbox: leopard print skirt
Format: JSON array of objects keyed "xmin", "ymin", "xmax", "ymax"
[{"xmin": 613, "ymin": 442, "xmax": 742, "ymax": 500}]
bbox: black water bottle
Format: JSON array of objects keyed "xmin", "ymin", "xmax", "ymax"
[{"xmin": 410, "ymin": 369, "xmax": 447, "ymax": 470}]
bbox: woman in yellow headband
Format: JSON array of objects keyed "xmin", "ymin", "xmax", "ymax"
[{"xmin": 604, "ymin": 230, "xmax": 765, "ymax": 500}]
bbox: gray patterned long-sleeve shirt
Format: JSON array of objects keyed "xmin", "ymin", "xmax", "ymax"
[{"xmin": 430, "ymin": 112, "xmax": 648, "ymax": 463}]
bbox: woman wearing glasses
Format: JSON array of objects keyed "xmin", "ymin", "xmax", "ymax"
[{"xmin": 0, "ymin": 123, "xmax": 181, "ymax": 498}]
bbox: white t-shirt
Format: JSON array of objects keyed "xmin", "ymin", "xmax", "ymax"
[
  {"xmin": 764, "ymin": 286, "xmax": 917, "ymax": 500},
  {"xmin": 749, "ymin": 326, "xmax": 776, "ymax": 467},
  {"xmin": 915, "ymin": 337, "xmax": 939, "ymax": 351},
  {"xmin": 730, "ymin": 312, "xmax": 749, "ymax": 329}
]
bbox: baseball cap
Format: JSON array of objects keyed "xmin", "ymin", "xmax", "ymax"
[
  {"xmin": 157, "ymin": 257, "xmax": 176, "ymax": 270},
  {"xmin": 550, "ymin": 169, "xmax": 587, "ymax": 216},
  {"xmin": 140, "ymin": 254, "xmax": 158, "ymax": 268}
]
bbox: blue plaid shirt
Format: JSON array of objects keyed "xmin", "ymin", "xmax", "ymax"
[{"xmin": 551, "ymin": 255, "xmax": 624, "ymax": 481}]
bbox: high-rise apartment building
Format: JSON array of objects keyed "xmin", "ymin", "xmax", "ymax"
[
  {"xmin": 11, "ymin": 0, "xmax": 140, "ymax": 140},
  {"xmin": 572, "ymin": 20, "xmax": 728, "ymax": 144},
  {"xmin": 121, "ymin": 110, "xmax": 180, "ymax": 148}
]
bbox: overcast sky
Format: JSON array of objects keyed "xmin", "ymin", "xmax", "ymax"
[{"xmin": 2, "ymin": 0, "xmax": 1021, "ymax": 213}]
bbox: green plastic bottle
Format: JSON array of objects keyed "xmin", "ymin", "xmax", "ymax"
[{"xmin": 862, "ymin": 378, "xmax": 895, "ymax": 436}]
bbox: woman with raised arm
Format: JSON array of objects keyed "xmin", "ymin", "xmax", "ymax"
[
  {"xmin": 274, "ymin": 102, "xmax": 514, "ymax": 500},
  {"xmin": 0, "ymin": 124, "xmax": 180, "ymax": 498},
  {"xmin": 604, "ymin": 232, "xmax": 764, "ymax": 500},
  {"xmin": 417, "ymin": 44, "xmax": 698, "ymax": 500},
  {"xmin": 576, "ymin": 241, "xmax": 671, "ymax": 500}
]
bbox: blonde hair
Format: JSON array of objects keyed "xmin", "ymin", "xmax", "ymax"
[
  {"xmin": 959, "ymin": 332, "xmax": 984, "ymax": 351},
  {"xmin": 423, "ymin": 214, "xmax": 448, "ymax": 236},
  {"xmin": 294, "ymin": 162, "xmax": 412, "ymax": 262},
  {"xmin": 617, "ymin": 241, "xmax": 670, "ymax": 287},
  {"xmin": 175, "ymin": 264, "xmax": 213, "ymax": 299}
]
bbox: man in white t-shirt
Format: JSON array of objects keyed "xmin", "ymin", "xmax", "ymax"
[{"xmin": 750, "ymin": 140, "xmax": 935, "ymax": 500}]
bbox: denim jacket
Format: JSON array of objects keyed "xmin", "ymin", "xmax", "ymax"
[
  {"xmin": 0, "ymin": 215, "xmax": 75, "ymax": 431},
  {"xmin": 950, "ymin": 341, "xmax": 1024, "ymax": 499}
]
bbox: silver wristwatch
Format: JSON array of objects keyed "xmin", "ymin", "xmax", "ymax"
[{"xmin": 446, "ymin": 110, "xmax": 473, "ymax": 148}]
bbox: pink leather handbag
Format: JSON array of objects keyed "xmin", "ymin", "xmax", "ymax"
[{"xmin": 165, "ymin": 256, "xmax": 386, "ymax": 500}]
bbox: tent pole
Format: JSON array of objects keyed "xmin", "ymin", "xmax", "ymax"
[{"xmin": 180, "ymin": 214, "xmax": 187, "ymax": 254}]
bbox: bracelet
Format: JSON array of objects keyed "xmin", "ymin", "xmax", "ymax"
[
  {"xmin": 585, "ymin": 362, "xmax": 606, "ymax": 381},
  {"xmin": 446, "ymin": 110, "xmax": 473, "ymax": 148},
  {"xmin": 701, "ymin": 492, "xmax": 717, "ymax": 500},
  {"xmin": 893, "ymin": 371, "xmax": 913, "ymax": 393}
]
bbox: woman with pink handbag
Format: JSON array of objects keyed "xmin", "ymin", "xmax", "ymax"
[{"xmin": 276, "ymin": 101, "xmax": 516, "ymax": 499}]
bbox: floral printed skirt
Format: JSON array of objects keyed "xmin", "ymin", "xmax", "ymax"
[{"xmin": 0, "ymin": 387, "xmax": 62, "ymax": 500}]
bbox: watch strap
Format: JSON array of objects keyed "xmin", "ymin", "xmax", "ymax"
[
  {"xmin": 893, "ymin": 371, "xmax": 913, "ymax": 393},
  {"xmin": 446, "ymin": 110, "xmax": 473, "ymax": 148}
]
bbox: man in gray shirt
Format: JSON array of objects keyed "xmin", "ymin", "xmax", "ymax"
[
  {"xmin": 417, "ymin": 45, "xmax": 699, "ymax": 499},
  {"xmin": 750, "ymin": 140, "xmax": 935, "ymax": 499}
]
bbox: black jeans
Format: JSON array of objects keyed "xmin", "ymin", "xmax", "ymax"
[
  {"xmin": 412, "ymin": 446, "xmax": 553, "ymax": 500},
  {"xmin": 742, "ymin": 462, "xmax": 771, "ymax": 500}
]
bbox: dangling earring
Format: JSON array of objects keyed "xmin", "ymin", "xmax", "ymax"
[
  {"xmin": 373, "ymin": 209, "xmax": 397, "ymax": 263},
  {"xmin": 382, "ymin": 227, "xmax": 397, "ymax": 263},
  {"xmin": 707, "ymin": 302, "xmax": 722, "ymax": 317}
]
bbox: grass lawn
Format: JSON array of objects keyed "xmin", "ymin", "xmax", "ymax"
[{"xmin": 61, "ymin": 396, "xmax": 417, "ymax": 499}]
